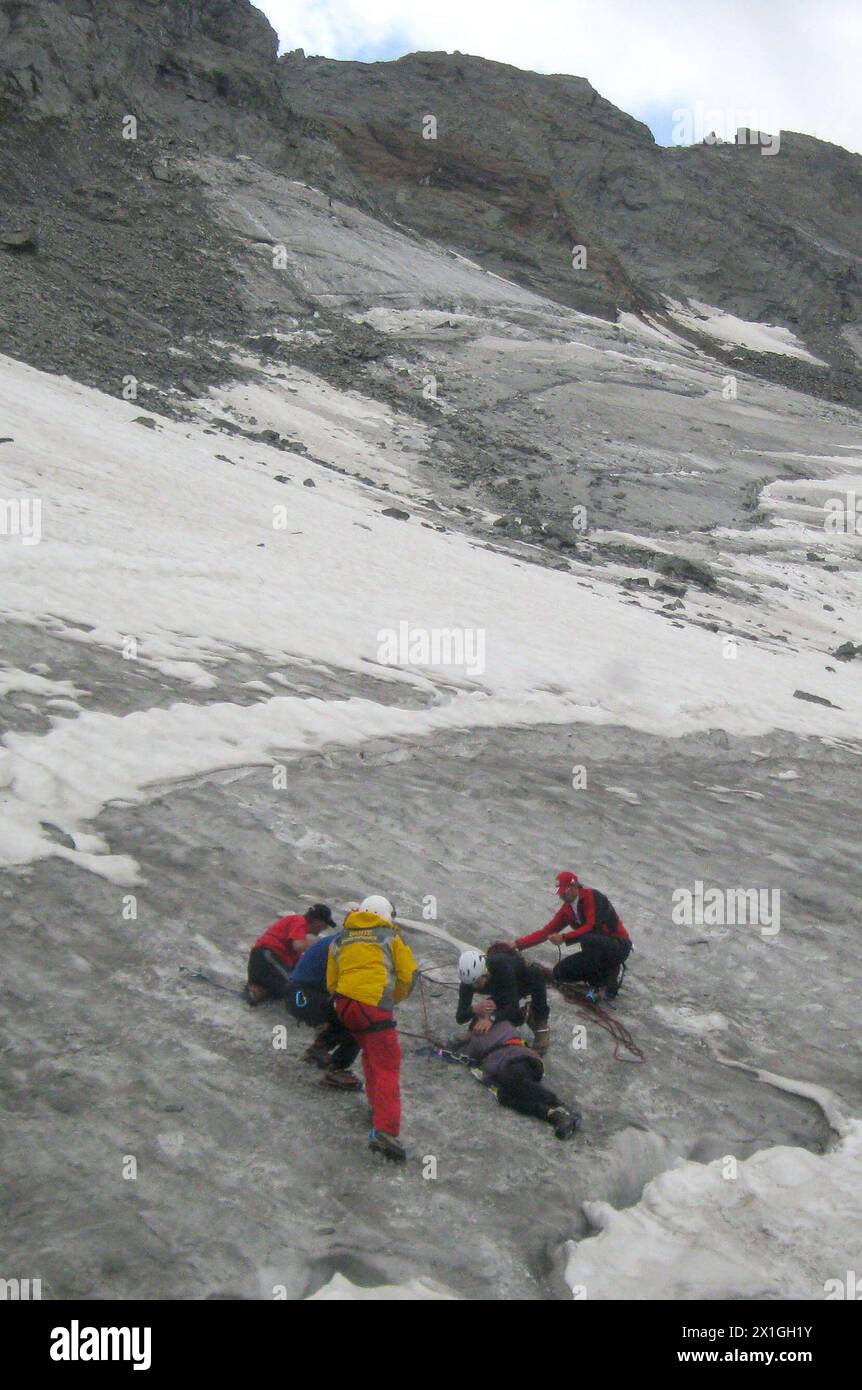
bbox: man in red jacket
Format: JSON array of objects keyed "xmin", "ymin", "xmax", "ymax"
[
  {"xmin": 244, "ymin": 903, "xmax": 336, "ymax": 1005},
  {"xmin": 516, "ymin": 872, "xmax": 632, "ymax": 999}
]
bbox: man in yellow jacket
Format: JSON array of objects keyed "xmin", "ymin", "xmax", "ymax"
[{"xmin": 327, "ymin": 895, "xmax": 416, "ymax": 1161}]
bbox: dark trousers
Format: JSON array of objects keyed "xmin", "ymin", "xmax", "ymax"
[
  {"xmin": 554, "ymin": 935, "xmax": 631, "ymax": 990},
  {"xmin": 495, "ymin": 1056, "xmax": 561, "ymax": 1120},
  {"xmin": 285, "ymin": 984, "xmax": 359, "ymax": 1071},
  {"xmin": 247, "ymin": 946, "xmax": 292, "ymax": 998},
  {"xmin": 525, "ymin": 969, "xmax": 550, "ymax": 1025},
  {"xmin": 485, "ymin": 945, "xmax": 551, "ymax": 1025}
]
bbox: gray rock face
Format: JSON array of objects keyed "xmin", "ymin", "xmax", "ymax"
[
  {"xmin": 0, "ymin": 0, "xmax": 281, "ymax": 125},
  {"xmin": 280, "ymin": 50, "xmax": 862, "ymax": 375},
  {"xmin": 279, "ymin": 49, "xmax": 657, "ymax": 323},
  {"xmin": 1, "ymin": 6, "xmax": 861, "ymax": 398},
  {"xmin": 0, "ymin": 225, "xmax": 38, "ymax": 250}
]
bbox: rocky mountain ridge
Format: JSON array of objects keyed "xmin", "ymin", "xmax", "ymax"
[{"xmin": 1, "ymin": 0, "xmax": 861, "ymax": 402}]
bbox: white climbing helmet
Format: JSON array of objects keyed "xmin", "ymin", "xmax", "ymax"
[
  {"xmin": 360, "ymin": 894, "xmax": 395, "ymax": 920},
  {"xmin": 458, "ymin": 949, "xmax": 488, "ymax": 984}
]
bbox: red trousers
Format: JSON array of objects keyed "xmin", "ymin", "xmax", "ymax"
[{"xmin": 335, "ymin": 998, "xmax": 402, "ymax": 1135}]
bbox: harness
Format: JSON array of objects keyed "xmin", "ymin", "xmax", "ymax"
[
  {"xmin": 480, "ymin": 1036, "xmax": 528, "ymax": 1059},
  {"xmin": 348, "ymin": 1016, "xmax": 397, "ymax": 1034},
  {"xmin": 336, "ymin": 998, "xmax": 397, "ymax": 1033}
]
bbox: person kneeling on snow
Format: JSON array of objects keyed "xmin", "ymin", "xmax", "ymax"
[
  {"xmin": 516, "ymin": 872, "xmax": 631, "ymax": 1000},
  {"xmin": 284, "ymin": 924, "xmax": 361, "ymax": 1091},
  {"xmin": 448, "ymin": 1019, "xmax": 579, "ymax": 1140},
  {"xmin": 244, "ymin": 903, "xmax": 336, "ymax": 1005},
  {"xmin": 456, "ymin": 946, "xmax": 551, "ymax": 1053},
  {"xmin": 326, "ymin": 895, "xmax": 417, "ymax": 1163}
]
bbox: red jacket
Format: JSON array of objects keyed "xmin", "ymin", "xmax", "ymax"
[
  {"xmin": 254, "ymin": 914, "xmax": 309, "ymax": 969},
  {"xmin": 516, "ymin": 887, "xmax": 629, "ymax": 949}
]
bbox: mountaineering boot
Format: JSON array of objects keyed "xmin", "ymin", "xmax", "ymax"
[
  {"xmin": 603, "ymin": 970, "xmax": 621, "ymax": 1001},
  {"xmin": 321, "ymin": 1069, "xmax": 362, "ymax": 1091},
  {"xmin": 369, "ymin": 1129, "xmax": 407, "ymax": 1162},
  {"xmin": 547, "ymin": 1106, "xmax": 580, "ymax": 1140},
  {"xmin": 531, "ymin": 1025, "xmax": 551, "ymax": 1055},
  {"xmin": 303, "ymin": 1041, "xmax": 331, "ymax": 1069}
]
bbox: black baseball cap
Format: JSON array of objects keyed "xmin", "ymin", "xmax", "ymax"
[{"xmin": 306, "ymin": 903, "xmax": 336, "ymax": 927}]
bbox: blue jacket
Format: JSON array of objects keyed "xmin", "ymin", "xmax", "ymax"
[{"xmin": 288, "ymin": 933, "xmax": 334, "ymax": 988}]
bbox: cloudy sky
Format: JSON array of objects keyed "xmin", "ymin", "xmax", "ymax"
[{"xmin": 257, "ymin": 0, "xmax": 862, "ymax": 154}]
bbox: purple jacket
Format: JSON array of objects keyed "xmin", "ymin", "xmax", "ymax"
[{"xmin": 449, "ymin": 1020, "xmax": 542, "ymax": 1082}]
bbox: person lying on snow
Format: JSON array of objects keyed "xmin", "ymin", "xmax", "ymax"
[
  {"xmin": 283, "ymin": 919, "xmax": 361, "ymax": 1091},
  {"xmin": 244, "ymin": 902, "xmax": 336, "ymax": 1005},
  {"xmin": 516, "ymin": 871, "xmax": 632, "ymax": 1000},
  {"xmin": 327, "ymin": 895, "xmax": 417, "ymax": 1163},
  {"xmin": 456, "ymin": 946, "xmax": 551, "ymax": 1054},
  {"xmin": 447, "ymin": 1019, "xmax": 579, "ymax": 1140}
]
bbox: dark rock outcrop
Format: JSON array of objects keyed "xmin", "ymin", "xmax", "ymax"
[
  {"xmin": 833, "ymin": 641, "xmax": 861, "ymax": 660},
  {"xmin": 280, "ymin": 50, "xmax": 862, "ymax": 373},
  {"xmin": 655, "ymin": 554, "xmax": 717, "ymax": 590},
  {"xmin": 1, "ymin": 4, "xmax": 861, "ymax": 404},
  {"xmin": 0, "ymin": 0, "xmax": 282, "ymax": 128}
]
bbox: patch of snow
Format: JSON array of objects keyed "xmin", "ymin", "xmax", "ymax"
[
  {"xmin": 0, "ymin": 688, "xmax": 586, "ymax": 874},
  {"xmin": 604, "ymin": 785, "xmax": 642, "ymax": 804},
  {"xmin": 307, "ymin": 1272, "xmax": 459, "ymax": 1300},
  {"xmin": 652, "ymin": 1004, "xmax": 729, "ymax": 1036},
  {"xmin": 0, "ymin": 669, "xmax": 81, "ymax": 700},
  {"xmin": 617, "ymin": 311, "xmax": 690, "ymax": 350},
  {"xmin": 665, "ymin": 298, "xmax": 826, "ymax": 364},
  {"xmin": 758, "ymin": 470, "xmax": 862, "ymax": 552},
  {"xmin": 564, "ymin": 1070, "xmax": 859, "ymax": 1300}
]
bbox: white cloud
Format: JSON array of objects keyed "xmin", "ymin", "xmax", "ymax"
[{"xmin": 258, "ymin": 0, "xmax": 862, "ymax": 153}]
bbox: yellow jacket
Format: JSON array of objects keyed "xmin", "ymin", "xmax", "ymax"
[{"xmin": 326, "ymin": 910, "xmax": 416, "ymax": 1009}]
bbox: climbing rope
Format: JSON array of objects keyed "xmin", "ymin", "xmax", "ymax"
[
  {"xmin": 556, "ymin": 982, "xmax": 644, "ymax": 1063},
  {"xmin": 545, "ymin": 949, "xmax": 645, "ymax": 1063},
  {"xmin": 201, "ymin": 944, "xmax": 644, "ymax": 1063},
  {"xmin": 403, "ymin": 971, "xmax": 455, "ymax": 1050},
  {"xmin": 416, "ymin": 967, "xmax": 460, "ymax": 992},
  {"xmin": 415, "ymin": 960, "xmax": 644, "ymax": 1063}
]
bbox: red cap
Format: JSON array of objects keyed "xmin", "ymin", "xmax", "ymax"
[{"xmin": 556, "ymin": 871, "xmax": 580, "ymax": 897}]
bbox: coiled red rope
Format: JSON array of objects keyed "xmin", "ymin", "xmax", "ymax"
[{"xmin": 542, "ymin": 953, "xmax": 644, "ymax": 1063}]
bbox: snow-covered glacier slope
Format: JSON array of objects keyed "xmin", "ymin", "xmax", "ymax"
[
  {"xmin": 1, "ymin": 182, "xmax": 861, "ymax": 1300},
  {"xmin": 3, "ymin": 353, "xmax": 861, "ymax": 882}
]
